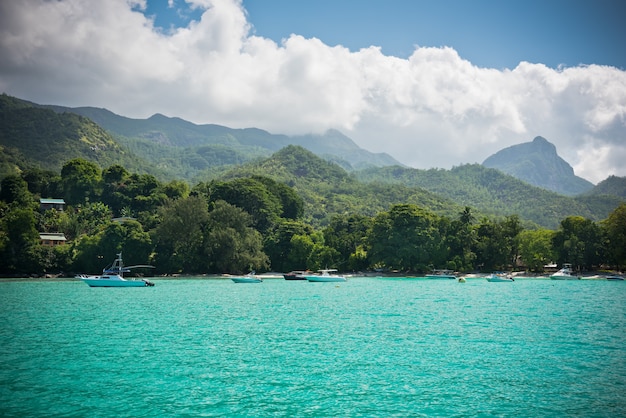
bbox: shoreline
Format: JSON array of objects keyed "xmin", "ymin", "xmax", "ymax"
[{"xmin": 0, "ymin": 272, "xmax": 619, "ymax": 282}]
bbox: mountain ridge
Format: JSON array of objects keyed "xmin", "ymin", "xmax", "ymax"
[
  {"xmin": 482, "ymin": 136, "xmax": 594, "ymax": 195},
  {"xmin": 42, "ymin": 103, "xmax": 401, "ymax": 171}
]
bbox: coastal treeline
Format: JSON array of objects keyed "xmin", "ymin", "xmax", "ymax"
[{"xmin": 1, "ymin": 158, "xmax": 625, "ymax": 276}]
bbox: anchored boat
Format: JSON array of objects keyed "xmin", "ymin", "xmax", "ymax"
[{"xmin": 78, "ymin": 253, "xmax": 155, "ymax": 287}]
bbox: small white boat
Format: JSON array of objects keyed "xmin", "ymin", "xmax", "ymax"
[
  {"xmin": 606, "ymin": 275, "xmax": 624, "ymax": 281},
  {"xmin": 486, "ymin": 272, "xmax": 514, "ymax": 282},
  {"xmin": 231, "ymin": 272, "xmax": 263, "ymax": 283},
  {"xmin": 306, "ymin": 269, "xmax": 346, "ymax": 282},
  {"xmin": 426, "ymin": 269, "xmax": 457, "ymax": 280},
  {"xmin": 79, "ymin": 253, "xmax": 155, "ymax": 287},
  {"xmin": 550, "ymin": 264, "xmax": 580, "ymax": 280}
]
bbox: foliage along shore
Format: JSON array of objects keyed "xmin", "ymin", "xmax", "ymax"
[{"xmin": 1, "ymin": 157, "xmax": 625, "ymax": 277}]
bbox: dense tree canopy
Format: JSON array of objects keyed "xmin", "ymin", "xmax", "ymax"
[{"xmin": 1, "ymin": 158, "xmax": 625, "ymax": 276}]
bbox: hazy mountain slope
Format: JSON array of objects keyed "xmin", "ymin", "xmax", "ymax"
[
  {"xmin": 44, "ymin": 104, "xmax": 400, "ymax": 170},
  {"xmin": 482, "ymin": 136, "xmax": 594, "ymax": 196}
]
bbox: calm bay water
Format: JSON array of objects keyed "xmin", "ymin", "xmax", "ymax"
[{"xmin": 0, "ymin": 277, "xmax": 624, "ymax": 417}]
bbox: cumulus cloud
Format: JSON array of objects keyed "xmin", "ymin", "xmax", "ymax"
[{"xmin": 0, "ymin": 0, "xmax": 624, "ymax": 183}]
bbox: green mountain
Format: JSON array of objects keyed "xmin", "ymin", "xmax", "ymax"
[
  {"xmin": 214, "ymin": 145, "xmax": 467, "ymax": 226},
  {"xmin": 1, "ymin": 94, "xmax": 623, "ymax": 229},
  {"xmin": 43, "ymin": 104, "xmax": 401, "ymax": 172},
  {"xmin": 0, "ymin": 94, "xmax": 154, "ymax": 176},
  {"xmin": 584, "ymin": 175, "xmax": 626, "ymax": 198},
  {"xmin": 353, "ymin": 163, "xmax": 622, "ymax": 228},
  {"xmin": 482, "ymin": 136, "xmax": 594, "ymax": 196}
]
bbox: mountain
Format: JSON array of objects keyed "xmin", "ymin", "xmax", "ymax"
[
  {"xmin": 482, "ymin": 136, "xmax": 594, "ymax": 196},
  {"xmin": 43, "ymin": 104, "xmax": 401, "ymax": 171},
  {"xmin": 214, "ymin": 145, "xmax": 468, "ymax": 226},
  {"xmin": 1, "ymin": 94, "xmax": 623, "ymax": 229},
  {"xmin": 353, "ymin": 163, "xmax": 622, "ymax": 229},
  {"xmin": 584, "ymin": 175, "xmax": 626, "ymax": 198},
  {"xmin": 0, "ymin": 94, "xmax": 153, "ymax": 176}
]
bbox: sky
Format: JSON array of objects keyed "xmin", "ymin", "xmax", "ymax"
[{"xmin": 1, "ymin": 0, "xmax": 625, "ymax": 184}]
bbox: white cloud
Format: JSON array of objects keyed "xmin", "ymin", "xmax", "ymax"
[{"xmin": 0, "ymin": 0, "xmax": 625, "ymax": 184}]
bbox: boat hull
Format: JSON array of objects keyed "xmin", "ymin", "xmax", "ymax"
[
  {"xmin": 306, "ymin": 276, "xmax": 346, "ymax": 282},
  {"xmin": 81, "ymin": 277, "xmax": 153, "ymax": 287},
  {"xmin": 284, "ymin": 272, "xmax": 307, "ymax": 280},
  {"xmin": 550, "ymin": 275, "xmax": 581, "ymax": 280},
  {"xmin": 486, "ymin": 276, "xmax": 514, "ymax": 282},
  {"xmin": 426, "ymin": 275, "xmax": 457, "ymax": 280},
  {"xmin": 231, "ymin": 277, "xmax": 262, "ymax": 283}
]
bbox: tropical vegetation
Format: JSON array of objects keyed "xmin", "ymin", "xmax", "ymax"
[{"xmin": 1, "ymin": 155, "xmax": 625, "ymax": 277}]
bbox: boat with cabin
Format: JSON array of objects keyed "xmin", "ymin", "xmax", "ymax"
[
  {"xmin": 306, "ymin": 269, "xmax": 347, "ymax": 282},
  {"xmin": 486, "ymin": 272, "xmax": 514, "ymax": 282},
  {"xmin": 78, "ymin": 253, "xmax": 155, "ymax": 287},
  {"xmin": 550, "ymin": 263, "xmax": 581, "ymax": 280},
  {"xmin": 231, "ymin": 271, "xmax": 263, "ymax": 283}
]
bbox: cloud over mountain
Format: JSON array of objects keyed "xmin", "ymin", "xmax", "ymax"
[{"xmin": 0, "ymin": 0, "xmax": 624, "ymax": 183}]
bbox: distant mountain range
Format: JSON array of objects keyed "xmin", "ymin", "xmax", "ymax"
[
  {"xmin": 482, "ymin": 136, "xmax": 594, "ymax": 196},
  {"xmin": 1, "ymin": 93, "xmax": 625, "ymax": 228},
  {"xmin": 41, "ymin": 103, "xmax": 401, "ymax": 173}
]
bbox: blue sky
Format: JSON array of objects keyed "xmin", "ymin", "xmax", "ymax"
[
  {"xmin": 146, "ymin": 0, "xmax": 626, "ymax": 70},
  {"xmin": 1, "ymin": 0, "xmax": 625, "ymax": 183}
]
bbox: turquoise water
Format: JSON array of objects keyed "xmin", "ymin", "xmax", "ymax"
[{"xmin": 1, "ymin": 278, "xmax": 624, "ymax": 417}]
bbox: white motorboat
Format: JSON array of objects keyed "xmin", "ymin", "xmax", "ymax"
[
  {"xmin": 605, "ymin": 274, "xmax": 624, "ymax": 281},
  {"xmin": 79, "ymin": 253, "xmax": 155, "ymax": 287},
  {"xmin": 306, "ymin": 269, "xmax": 346, "ymax": 282},
  {"xmin": 231, "ymin": 272, "xmax": 263, "ymax": 283},
  {"xmin": 550, "ymin": 264, "xmax": 580, "ymax": 280},
  {"xmin": 486, "ymin": 272, "xmax": 514, "ymax": 282},
  {"xmin": 426, "ymin": 269, "xmax": 457, "ymax": 280}
]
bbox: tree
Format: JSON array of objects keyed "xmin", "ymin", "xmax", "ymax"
[
  {"xmin": 72, "ymin": 220, "xmax": 152, "ymax": 274},
  {"xmin": 209, "ymin": 178, "xmax": 283, "ymax": 233},
  {"xmin": 474, "ymin": 218, "xmax": 509, "ymax": 271},
  {"xmin": 552, "ymin": 216, "xmax": 604, "ymax": 271},
  {"xmin": 323, "ymin": 214, "xmax": 372, "ymax": 271},
  {"xmin": 204, "ymin": 200, "xmax": 269, "ymax": 274},
  {"xmin": 251, "ymin": 175, "xmax": 304, "ymax": 220},
  {"xmin": 0, "ymin": 207, "xmax": 40, "ymax": 273},
  {"xmin": 263, "ymin": 220, "xmax": 315, "ymax": 272},
  {"xmin": 518, "ymin": 229, "xmax": 555, "ymax": 272},
  {"xmin": 368, "ymin": 204, "xmax": 444, "ymax": 271},
  {"xmin": 445, "ymin": 207, "xmax": 477, "ymax": 272},
  {"xmin": 0, "ymin": 175, "xmax": 33, "ymax": 207},
  {"xmin": 602, "ymin": 203, "xmax": 626, "ymax": 269},
  {"xmin": 61, "ymin": 158, "xmax": 102, "ymax": 205},
  {"xmin": 152, "ymin": 196, "xmax": 209, "ymax": 274}
]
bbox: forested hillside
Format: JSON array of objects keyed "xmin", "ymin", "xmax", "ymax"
[
  {"xmin": 354, "ymin": 164, "xmax": 623, "ymax": 229},
  {"xmin": 211, "ymin": 145, "xmax": 465, "ymax": 226},
  {"xmin": 2, "ymin": 155, "xmax": 625, "ymax": 277},
  {"xmin": 584, "ymin": 175, "xmax": 626, "ymax": 198},
  {"xmin": 1, "ymin": 93, "xmax": 624, "ymax": 230},
  {"xmin": 44, "ymin": 103, "xmax": 400, "ymax": 172},
  {"xmin": 0, "ymin": 94, "xmax": 158, "ymax": 178}
]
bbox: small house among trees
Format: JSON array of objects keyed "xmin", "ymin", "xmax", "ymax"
[
  {"xmin": 40, "ymin": 198, "xmax": 65, "ymax": 211},
  {"xmin": 39, "ymin": 232, "xmax": 66, "ymax": 246}
]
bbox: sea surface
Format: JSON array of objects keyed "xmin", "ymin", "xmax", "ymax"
[{"xmin": 0, "ymin": 277, "xmax": 624, "ymax": 417}]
